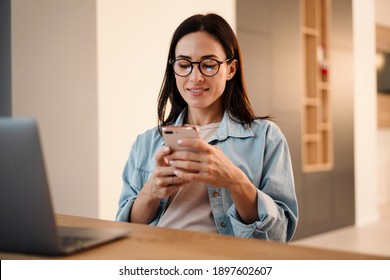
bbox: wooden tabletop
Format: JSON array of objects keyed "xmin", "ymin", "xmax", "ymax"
[{"xmin": 0, "ymin": 214, "xmax": 387, "ymax": 260}]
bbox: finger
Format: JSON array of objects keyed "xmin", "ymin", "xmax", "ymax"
[
  {"xmin": 170, "ymin": 174, "xmax": 187, "ymax": 186},
  {"xmin": 153, "ymin": 183, "xmax": 180, "ymax": 198},
  {"xmin": 177, "ymin": 137, "xmax": 209, "ymax": 152},
  {"xmin": 155, "ymin": 146, "xmax": 171, "ymax": 166},
  {"xmin": 173, "ymin": 169, "xmax": 201, "ymax": 182},
  {"xmin": 153, "ymin": 165, "xmax": 177, "ymax": 178},
  {"xmin": 168, "ymin": 158, "xmax": 203, "ymax": 173},
  {"xmin": 154, "ymin": 171, "xmax": 184, "ymax": 187}
]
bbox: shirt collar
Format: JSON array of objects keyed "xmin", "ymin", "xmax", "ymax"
[{"xmin": 173, "ymin": 108, "xmax": 254, "ymax": 141}]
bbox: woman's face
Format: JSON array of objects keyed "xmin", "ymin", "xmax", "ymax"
[{"xmin": 174, "ymin": 31, "xmax": 236, "ymax": 114}]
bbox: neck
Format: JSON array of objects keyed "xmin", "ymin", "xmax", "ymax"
[{"xmin": 185, "ymin": 108, "xmax": 223, "ymax": 126}]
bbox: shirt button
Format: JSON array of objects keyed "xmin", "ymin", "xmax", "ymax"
[
  {"xmin": 213, "ymin": 191, "xmax": 220, "ymax": 198},
  {"xmin": 220, "ymin": 222, "xmax": 227, "ymax": 228}
]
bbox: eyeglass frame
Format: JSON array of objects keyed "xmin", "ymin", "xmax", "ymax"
[{"xmin": 169, "ymin": 57, "xmax": 233, "ymax": 77}]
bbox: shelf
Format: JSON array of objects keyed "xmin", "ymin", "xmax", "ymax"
[
  {"xmin": 302, "ymin": 27, "xmax": 320, "ymax": 36},
  {"xmin": 303, "ymin": 134, "xmax": 320, "ymax": 142},
  {"xmin": 318, "ymin": 82, "xmax": 329, "ymax": 90},
  {"xmin": 303, "ymin": 98, "xmax": 319, "ymax": 106},
  {"xmin": 319, "ymin": 122, "xmax": 332, "ymax": 131},
  {"xmin": 301, "ymin": 0, "xmax": 333, "ymax": 172},
  {"xmin": 303, "ymin": 163, "xmax": 333, "ymax": 173},
  {"xmin": 302, "ymin": 0, "xmax": 318, "ymax": 29}
]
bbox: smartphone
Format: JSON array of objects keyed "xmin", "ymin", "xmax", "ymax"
[{"xmin": 162, "ymin": 126, "xmax": 199, "ymax": 151}]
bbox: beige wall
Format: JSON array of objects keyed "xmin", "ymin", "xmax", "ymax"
[
  {"xmin": 12, "ymin": 0, "xmax": 99, "ymax": 217},
  {"xmin": 376, "ymin": 0, "xmax": 390, "ymax": 27}
]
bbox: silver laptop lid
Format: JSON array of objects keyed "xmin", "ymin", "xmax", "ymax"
[
  {"xmin": 0, "ymin": 118, "xmax": 63, "ymax": 254},
  {"xmin": 0, "ymin": 118, "xmax": 130, "ymax": 256}
]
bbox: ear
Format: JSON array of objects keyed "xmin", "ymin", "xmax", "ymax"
[{"xmin": 227, "ymin": 59, "xmax": 238, "ymax": 80}]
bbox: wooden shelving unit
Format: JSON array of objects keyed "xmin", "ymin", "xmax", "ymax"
[
  {"xmin": 301, "ymin": 0, "xmax": 333, "ymax": 172},
  {"xmin": 376, "ymin": 25, "xmax": 390, "ymax": 128}
]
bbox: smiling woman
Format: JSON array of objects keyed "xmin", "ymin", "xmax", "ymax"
[
  {"xmin": 170, "ymin": 31, "xmax": 237, "ymax": 124},
  {"xmin": 115, "ymin": 13, "xmax": 298, "ymax": 242}
]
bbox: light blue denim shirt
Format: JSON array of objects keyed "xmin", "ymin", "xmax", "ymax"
[{"xmin": 116, "ymin": 110, "xmax": 298, "ymax": 242}]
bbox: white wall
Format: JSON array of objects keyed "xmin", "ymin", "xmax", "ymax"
[
  {"xmin": 11, "ymin": 0, "xmax": 236, "ymax": 220},
  {"xmin": 353, "ymin": 0, "xmax": 379, "ymax": 225},
  {"xmin": 375, "ymin": 0, "xmax": 390, "ymax": 209}
]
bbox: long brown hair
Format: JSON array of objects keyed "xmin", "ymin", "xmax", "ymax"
[{"xmin": 157, "ymin": 13, "xmax": 265, "ymax": 129}]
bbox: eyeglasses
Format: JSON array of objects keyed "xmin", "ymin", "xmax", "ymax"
[{"xmin": 169, "ymin": 58, "xmax": 232, "ymax": 77}]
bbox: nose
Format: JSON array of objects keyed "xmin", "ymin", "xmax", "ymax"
[{"xmin": 189, "ymin": 64, "xmax": 204, "ymax": 83}]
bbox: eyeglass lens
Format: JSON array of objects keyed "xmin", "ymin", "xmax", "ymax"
[{"xmin": 173, "ymin": 59, "xmax": 221, "ymax": 77}]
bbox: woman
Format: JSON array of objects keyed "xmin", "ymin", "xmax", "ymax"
[{"xmin": 116, "ymin": 13, "xmax": 298, "ymax": 242}]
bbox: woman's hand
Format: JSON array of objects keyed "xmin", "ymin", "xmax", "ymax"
[
  {"xmin": 147, "ymin": 146, "xmax": 188, "ymax": 200},
  {"xmin": 165, "ymin": 138, "xmax": 259, "ymax": 224},
  {"xmin": 130, "ymin": 146, "xmax": 188, "ymax": 224},
  {"xmin": 165, "ymin": 138, "xmax": 247, "ymax": 189}
]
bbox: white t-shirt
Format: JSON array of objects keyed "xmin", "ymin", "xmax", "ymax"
[{"xmin": 157, "ymin": 122, "xmax": 220, "ymax": 232}]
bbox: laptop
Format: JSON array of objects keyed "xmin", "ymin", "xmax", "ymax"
[{"xmin": 0, "ymin": 118, "xmax": 130, "ymax": 255}]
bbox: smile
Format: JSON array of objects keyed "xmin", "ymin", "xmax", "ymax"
[{"xmin": 188, "ymin": 88, "xmax": 208, "ymax": 93}]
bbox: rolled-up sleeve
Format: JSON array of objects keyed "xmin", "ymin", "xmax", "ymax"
[
  {"xmin": 227, "ymin": 125, "xmax": 298, "ymax": 242},
  {"xmin": 115, "ymin": 132, "xmax": 166, "ymax": 224},
  {"xmin": 116, "ymin": 159, "xmax": 136, "ymax": 222},
  {"xmin": 115, "ymin": 135, "xmax": 155, "ymax": 222}
]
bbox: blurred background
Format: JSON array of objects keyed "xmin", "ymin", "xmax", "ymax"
[{"xmin": 1, "ymin": 0, "xmax": 389, "ymax": 243}]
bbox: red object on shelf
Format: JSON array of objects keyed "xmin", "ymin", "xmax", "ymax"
[{"xmin": 321, "ymin": 61, "xmax": 328, "ymax": 76}]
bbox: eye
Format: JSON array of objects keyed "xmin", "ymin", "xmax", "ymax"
[
  {"xmin": 201, "ymin": 60, "xmax": 218, "ymax": 72},
  {"xmin": 177, "ymin": 61, "xmax": 191, "ymax": 69}
]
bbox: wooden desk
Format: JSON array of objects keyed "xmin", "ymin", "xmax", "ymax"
[{"xmin": 0, "ymin": 214, "xmax": 386, "ymax": 260}]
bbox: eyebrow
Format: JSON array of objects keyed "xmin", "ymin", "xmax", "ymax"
[{"xmin": 176, "ymin": 54, "xmax": 220, "ymax": 60}]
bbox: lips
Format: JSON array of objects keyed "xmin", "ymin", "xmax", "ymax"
[{"xmin": 188, "ymin": 87, "xmax": 208, "ymax": 96}]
